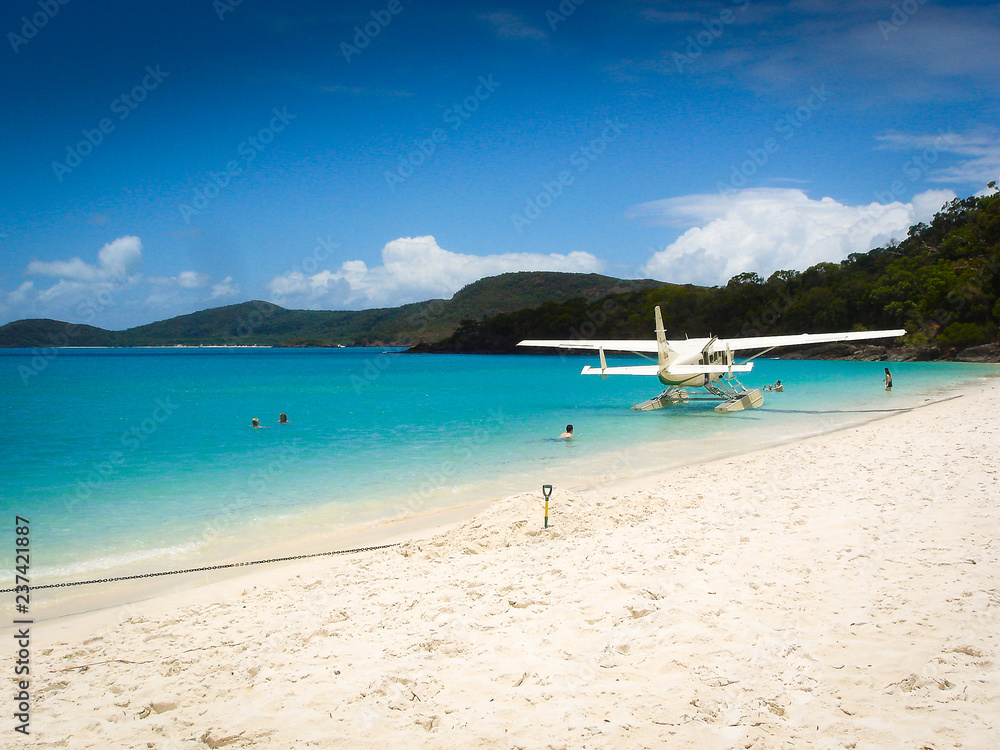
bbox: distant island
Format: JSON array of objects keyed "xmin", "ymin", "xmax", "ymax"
[
  {"xmin": 3, "ymin": 195, "xmax": 998, "ymax": 362},
  {"xmin": 0, "ymin": 272, "xmax": 664, "ymax": 348}
]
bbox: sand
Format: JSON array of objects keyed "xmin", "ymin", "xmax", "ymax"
[{"xmin": 15, "ymin": 377, "xmax": 1000, "ymax": 749}]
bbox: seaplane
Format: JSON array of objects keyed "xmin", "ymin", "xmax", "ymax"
[{"xmin": 518, "ymin": 307, "xmax": 905, "ymax": 413}]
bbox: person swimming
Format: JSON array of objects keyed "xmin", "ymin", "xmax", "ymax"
[
  {"xmin": 251, "ymin": 417, "xmax": 261, "ymax": 428},
  {"xmin": 560, "ymin": 424, "xmax": 574, "ymax": 439},
  {"xmin": 278, "ymin": 413, "xmax": 288, "ymax": 423}
]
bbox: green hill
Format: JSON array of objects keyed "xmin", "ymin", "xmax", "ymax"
[
  {"xmin": 0, "ymin": 272, "xmax": 665, "ymax": 348},
  {"xmin": 0, "ymin": 319, "xmax": 121, "ymax": 348}
]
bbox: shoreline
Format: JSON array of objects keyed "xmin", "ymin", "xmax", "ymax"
[
  {"xmin": 20, "ymin": 376, "xmax": 1000, "ymax": 747},
  {"xmin": 22, "ymin": 377, "xmax": 993, "ymax": 624},
  {"xmin": 25, "ymin": 495, "xmax": 499, "ymax": 624}
]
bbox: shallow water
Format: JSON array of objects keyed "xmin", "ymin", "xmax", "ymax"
[{"xmin": 1, "ymin": 347, "xmax": 995, "ymax": 587}]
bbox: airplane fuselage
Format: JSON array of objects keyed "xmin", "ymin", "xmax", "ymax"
[
  {"xmin": 657, "ymin": 371, "xmax": 713, "ymax": 387},
  {"xmin": 657, "ymin": 338, "xmax": 719, "ymax": 387}
]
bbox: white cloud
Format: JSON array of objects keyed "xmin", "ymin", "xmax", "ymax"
[
  {"xmin": 26, "ymin": 236, "xmax": 143, "ymax": 285},
  {"xmin": 876, "ymin": 128, "xmax": 1000, "ymax": 187},
  {"xmin": 5, "ymin": 281, "xmax": 34, "ymax": 307},
  {"xmin": 910, "ymin": 189, "xmax": 959, "ymax": 221},
  {"xmin": 149, "ymin": 270, "xmax": 215, "ymax": 290},
  {"xmin": 630, "ymin": 2, "xmax": 1000, "ymax": 106},
  {"xmin": 95, "ymin": 236, "xmax": 142, "ymax": 279},
  {"xmin": 210, "ymin": 276, "xmax": 239, "ymax": 299},
  {"xmin": 0, "ymin": 236, "xmax": 243, "ymax": 327},
  {"xmin": 142, "ymin": 271, "xmax": 240, "ymax": 307},
  {"xmin": 177, "ymin": 271, "xmax": 210, "ymax": 289},
  {"xmin": 860, "ymin": 7, "xmax": 1000, "ymax": 81},
  {"xmin": 25, "ymin": 256, "xmax": 99, "ymax": 282},
  {"xmin": 266, "ymin": 235, "xmax": 602, "ymax": 308},
  {"xmin": 634, "ymin": 188, "xmax": 956, "ymax": 286},
  {"xmin": 14, "ymin": 236, "xmax": 145, "ymax": 317}
]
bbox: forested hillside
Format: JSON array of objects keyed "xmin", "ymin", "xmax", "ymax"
[{"xmin": 413, "ymin": 194, "xmax": 1000, "ymax": 359}]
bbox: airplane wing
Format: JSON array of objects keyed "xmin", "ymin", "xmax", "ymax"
[
  {"xmin": 517, "ymin": 339, "xmax": 659, "ymax": 353},
  {"xmin": 579, "ymin": 363, "xmax": 754, "ymax": 376},
  {"xmin": 581, "ymin": 365, "xmax": 659, "ymax": 376},
  {"xmin": 519, "ymin": 327, "xmax": 906, "ymax": 363},
  {"xmin": 712, "ymin": 329, "xmax": 905, "ymax": 353}
]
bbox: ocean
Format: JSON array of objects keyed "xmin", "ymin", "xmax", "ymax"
[{"xmin": 1, "ymin": 347, "xmax": 995, "ymax": 614}]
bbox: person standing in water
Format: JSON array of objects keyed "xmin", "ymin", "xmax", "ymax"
[
  {"xmin": 884, "ymin": 368, "xmax": 893, "ymax": 391},
  {"xmin": 560, "ymin": 424, "xmax": 574, "ymax": 439}
]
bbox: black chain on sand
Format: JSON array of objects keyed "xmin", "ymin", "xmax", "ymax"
[{"xmin": 0, "ymin": 542, "xmax": 400, "ymax": 593}]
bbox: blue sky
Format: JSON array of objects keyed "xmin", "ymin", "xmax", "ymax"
[{"xmin": 2, "ymin": 0, "xmax": 998, "ymax": 329}]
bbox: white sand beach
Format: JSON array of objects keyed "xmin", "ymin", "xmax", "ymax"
[{"xmin": 20, "ymin": 376, "xmax": 1000, "ymax": 749}]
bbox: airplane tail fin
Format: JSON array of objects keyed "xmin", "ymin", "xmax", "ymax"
[{"xmin": 654, "ymin": 305, "xmax": 668, "ymax": 371}]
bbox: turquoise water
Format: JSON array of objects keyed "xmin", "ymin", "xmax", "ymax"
[{"xmin": 1, "ymin": 348, "xmax": 995, "ymax": 588}]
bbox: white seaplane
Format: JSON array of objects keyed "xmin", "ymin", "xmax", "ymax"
[{"xmin": 518, "ymin": 307, "xmax": 905, "ymax": 412}]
